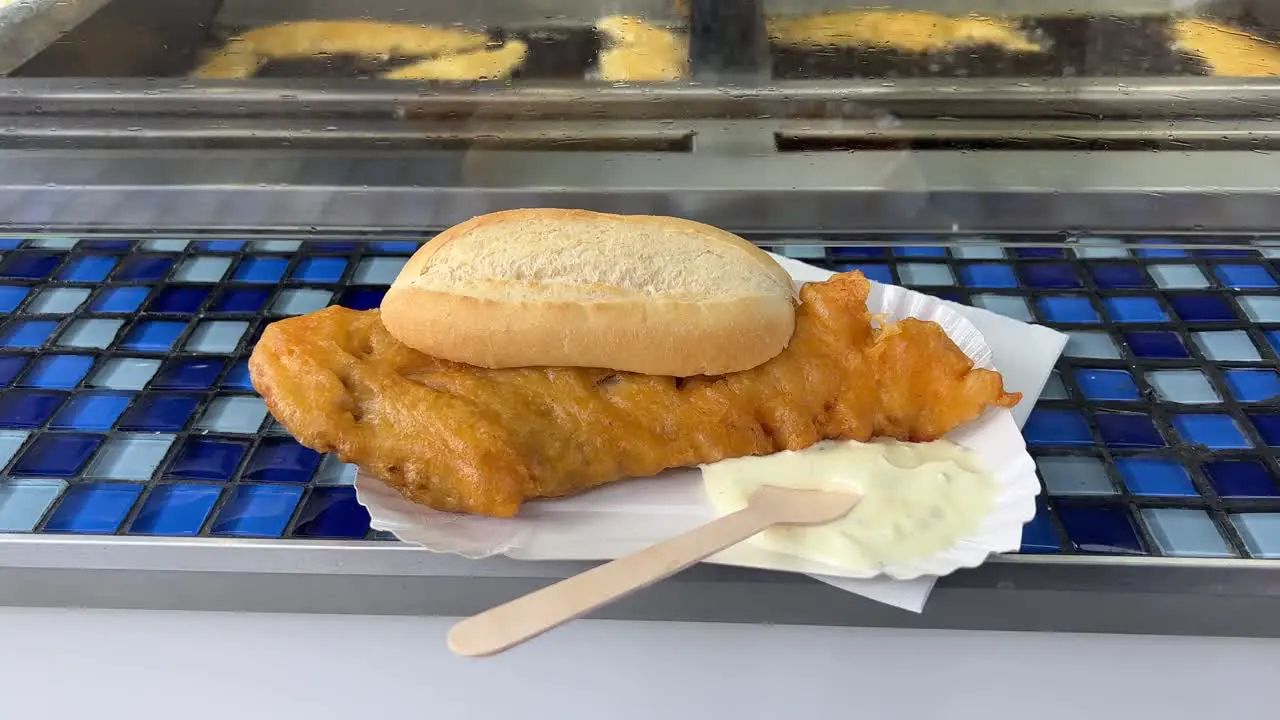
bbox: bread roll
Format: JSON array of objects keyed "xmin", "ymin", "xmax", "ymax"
[{"xmin": 380, "ymin": 209, "xmax": 798, "ymax": 376}]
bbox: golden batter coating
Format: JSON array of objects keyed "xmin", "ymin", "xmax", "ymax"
[
  {"xmin": 1173, "ymin": 18, "xmax": 1280, "ymax": 77},
  {"xmin": 767, "ymin": 10, "xmax": 1042, "ymax": 53},
  {"xmin": 596, "ymin": 15, "xmax": 689, "ymax": 82},
  {"xmin": 250, "ymin": 272, "xmax": 1019, "ymax": 518}
]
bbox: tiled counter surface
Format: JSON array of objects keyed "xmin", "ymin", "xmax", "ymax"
[{"xmin": 1, "ymin": 232, "xmax": 1279, "ymax": 633}]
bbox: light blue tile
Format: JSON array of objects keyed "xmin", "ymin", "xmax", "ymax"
[
  {"xmin": 1148, "ymin": 264, "xmax": 1208, "ymax": 289},
  {"xmin": 0, "ymin": 479, "xmax": 66, "ymax": 532},
  {"xmin": 1261, "ymin": 247, "xmax": 1280, "ymax": 259},
  {"xmin": 1240, "ymin": 296, "xmax": 1280, "ymax": 323},
  {"xmin": 196, "ymin": 395, "xmax": 268, "ymax": 434},
  {"xmin": 971, "ymin": 295, "xmax": 1032, "ymax": 322},
  {"xmin": 271, "ymin": 289, "xmax": 333, "ymax": 316},
  {"xmin": 86, "ymin": 433, "xmax": 175, "ymax": 481},
  {"xmin": 0, "ymin": 429, "xmax": 30, "ymax": 466},
  {"xmin": 59, "ymin": 318, "xmax": 123, "ymax": 349},
  {"xmin": 1143, "ymin": 509, "xmax": 1235, "ymax": 558},
  {"xmin": 90, "ymin": 357, "xmax": 160, "ymax": 390},
  {"xmin": 27, "ymin": 287, "xmax": 91, "ymax": 315},
  {"xmin": 953, "ymin": 243, "xmax": 1005, "ymax": 259},
  {"xmin": 173, "ymin": 256, "xmax": 231, "ymax": 283},
  {"xmin": 184, "ymin": 321, "xmax": 248, "ymax": 354},
  {"xmin": 141, "ymin": 239, "xmax": 189, "ymax": 251},
  {"xmin": 1194, "ymin": 331, "xmax": 1261, "ymax": 362},
  {"xmin": 29, "ymin": 237, "xmax": 79, "ymax": 249},
  {"xmin": 1232, "ymin": 513, "xmax": 1280, "ymax": 558},
  {"xmin": 253, "ymin": 240, "xmax": 302, "ymax": 252},
  {"xmin": 1065, "ymin": 331, "xmax": 1121, "ymax": 359},
  {"xmin": 775, "ymin": 244, "xmax": 826, "ymax": 259},
  {"xmin": 897, "ymin": 263, "xmax": 955, "ymax": 286},
  {"xmin": 1041, "ymin": 371, "xmax": 1069, "ymax": 400},
  {"xmin": 315, "ymin": 454, "xmax": 358, "ymax": 486},
  {"xmin": 1146, "ymin": 370, "xmax": 1222, "ymax": 404},
  {"xmin": 1073, "ymin": 236, "xmax": 1129, "ymax": 259},
  {"xmin": 352, "ymin": 257, "xmax": 409, "ymax": 285},
  {"xmin": 1038, "ymin": 456, "xmax": 1115, "ymax": 496}
]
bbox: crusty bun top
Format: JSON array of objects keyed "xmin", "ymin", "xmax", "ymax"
[{"xmin": 380, "ymin": 209, "xmax": 799, "ymax": 376}]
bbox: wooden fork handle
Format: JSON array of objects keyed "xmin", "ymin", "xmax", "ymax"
[{"xmin": 448, "ymin": 507, "xmax": 774, "ymax": 657}]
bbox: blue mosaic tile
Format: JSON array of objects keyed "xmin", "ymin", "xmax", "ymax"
[
  {"xmin": 1240, "ymin": 296, "xmax": 1280, "ymax": 323},
  {"xmin": 173, "ymin": 256, "xmax": 232, "ymax": 283},
  {"xmin": 1037, "ymin": 455, "xmax": 1114, "ymax": 495},
  {"xmin": 91, "ymin": 287, "xmax": 150, "ymax": 314},
  {"xmin": 1063, "ymin": 331, "xmax": 1121, "ymax": 359},
  {"xmin": 1103, "ymin": 297, "xmax": 1167, "ymax": 323},
  {"xmin": 1231, "ymin": 514, "xmax": 1280, "ymax": 558},
  {"xmin": 1023, "ymin": 409, "xmax": 1092, "ymax": 446},
  {"xmin": 1172, "ymin": 414, "xmax": 1252, "ymax": 450},
  {"xmin": 970, "ymin": 295, "xmax": 1032, "ymax": 322},
  {"xmin": 0, "ymin": 252, "xmax": 62, "ymax": 280},
  {"xmin": 117, "ymin": 393, "xmax": 199, "ymax": 432},
  {"xmin": 0, "ymin": 390, "xmax": 65, "ymax": 428},
  {"xmin": 59, "ymin": 319, "xmax": 123, "ymax": 349},
  {"xmin": 1056, "ymin": 504, "xmax": 1145, "ymax": 554},
  {"xmin": 293, "ymin": 486, "xmax": 371, "ymax": 539},
  {"xmin": 1214, "ymin": 264, "xmax": 1277, "ymax": 289},
  {"xmin": 27, "ymin": 288, "xmax": 90, "ymax": 315},
  {"xmin": 1142, "ymin": 509, "xmax": 1234, "ymax": 558},
  {"xmin": 78, "ymin": 239, "xmax": 133, "ymax": 252},
  {"xmin": 184, "ymin": 321, "xmax": 247, "ymax": 354},
  {"xmin": 152, "ymin": 358, "xmax": 225, "ymax": 390},
  {"xmin": 371, "ymin": 240, "xmax": 420, "ymax": 254},
  {"xmin": 952, "ymin": 243, "xmax": 1004, "ymax": 260},
  {"xmin": 129, "ymin": 484, "xmax": 222, "ymax": 536},
  {"xmin": 958, "ymin": 264, "xmax": 1017, "ymax": 288},
  {"xmin": 210, "ymin": 287, "xmax": 272, "ymax": 314},
  {"xmin": 195, "ymin": 240, "xmax": 245, "ymax": 253},
  {"xmin": 338, "ymin": 287, "xmax": 386, "ymax": 311},
  {"xmin": 211, "ymin": 484, "xmax": 303, "ymax": 537},
  {"xmin": 292, "ymin": 257, "xmax": 347, "ymax": 283},
  {"xmin": 1194, "ymin": 331, "xmax": 1260, "ymax": 362},
  {"xmin": 830, "ymin": 246, "xmax": 888, "ymax": 258},
  {"xmin": 1136, "ymin": 246, "xmax": 1188, "ymax": 259},
  {"xmin": 1095, "ymin": 412, "xmax": 1165, "ymax": 448},
  {"xmin": 1267, "ymin": 331, "xmax": 1280, "ymax": 358},
  {"xmin": 0, "ymin": 355, "xmax": 26, "ymax": 386},
  {"xmin": 0, "ymin": 428, "xmax": 28, "ymax": 466},
  {"xmin": 1, "ymin": 320, "xmax": 58, "ymax": 349},
  {"xmin": 86, "ymin": 433, "xmax": 174, "ymax": 481},
  {"xmin": 1041, "ymin": 371, "xmax": 1068, "ymax": 400},
  {"xmin": 0, "ymin": 286, "xmax": 29, "ymax": 313},
  {"xmin": 1013, "ymin": 247, "xmax": 1066, "ymax": 260},
  {"xmin": 1124, "ymin": 331, "xmax": 1190, "ymax": 360},
  {"xmin": 1036, "ymin": 296, "xmax": 1099, "ymax": 323},
  {"xmin": 315, "ymin": 455, "xmax": 358, "ymax": 486},
  {"xmin": 11, "ymin": 433, "xmax": 103, "ymax": 477},
  {"xmin": 1146, "ymin": 370, "xmax": 1221, "ymax": 404},
  {"xmin": 1115, "ymin": 457, "xmax": 1197, "ymax": 497},
  {"xmin": 1020, "ymin": 263, "xmax": 1081, "ymax": 289},
  {"xmin": 1074, "ymin": 369, "xmax": 1140, "ymax": 401},
  {"xmin": 89, "ymin": 357, "xmax": 159, "ymax": 390},
  {"xmin": 234, "ymin": 256, "xmax": 289, "ymax": 284},
  {"xmin": 58, "ymin": 255, "xmax": 116, "ymax": 283},
  {"xmin": 1197, "ymin": 247, "xmax": 1255, "ymax": 258},
  {"xmin": 1204, "ymin": 460, "xmax": 1276, "ymax": 498},
  {"xmin": 1087, "ymin": 263, "xmax": 1147, "ymax": 289},
  {"xmin": 148, "ymin": 286, "xmax": 210, "ymax": 314},
  {"xmin": 222, "ymin": 359, "xmax": 252, "ymax": 391},
  {"xmin": 1247, "ymin": 413, "xmax": 1280, "ymax": 447},
  {"xmin": 352, "ymin": 257, "xmax": 409, "ymax": 285},
  {"xmin": 310, "ymin": 241, "xmax": 358, "ymax": 252},
  {"xmin": 195, "ymin": 395, "xmax": 267, "ymax": 434},
  {"xmin": 892, "ymin": 245, "xmax": 948, "ymax": 257},
  {"xmin": 1168, "ymin": 294, "xmax": 1236, "ymax": 323},
  {"xmin": 271, "ymin": 289, "xmax": 333, "ymax": 316},
  {"xmin": 897, "ymin": 263, "xmax": 954, "ymax": 286},
  {"xmin": 253, "ymin": 239, "xmax": 301, "ymax": 252},
  {"xmin": 166, "ymin": 438, "xmax": 247, "ymax": 481},
  {"xmin": 836, "ymin": 264, "xmax": 893, "ymax": 284},
  {"xmin": 120, "ymin": 320, "xmax": 187, "ymax": 352},
  {"xmin": 0, "ymin": 237, "xmax": 24, "ymax": 250},
  {"xmin": 1148, "ymin": 264, "xmax": 1208, "ymax": 289},
  {"xmin": 1073, "ymin": 237, "xmax": 1129, "ymax": 259},
  {"xmin": 0, "ymin": 479, "xmax": 65, "ymax": 532},
  {"xmin": 43, "ymin": 482, "xmax": 142, "ymax": 534},
  {"xmin": 114, "ymin": 256, "xmax": 174, "ymax": 282},
  {"xmin": 49, "ymin": 392, "xmax": 131, "ymax": 432},
  {"xmin": 1224, "ymin": 370, "xmax": 1280, "ymax": 402},
  {"xmin": 140, "ymin": 239, "xmax": 187, "ymax": 252},
  {"xmin": 1019, "ymin": 498, "xmax": 1060, "ymax": 554},
  {"xmin": 243, "ymin": 438, "xmax": 322, "ymax": 483}
]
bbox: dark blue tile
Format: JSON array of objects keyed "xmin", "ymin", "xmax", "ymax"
[
  {"xmin": 1103, "ymin": 297, "xmax": 1168, "ymax": 323},
  {"xmin": 222, "ymin": 359, "xmax": 253, "ymax": 391},
  {"xmin": 0, "ymin": 237, "xmax": 23, "ymax": 250},
  {"xmin": 1088, "ymin": 263, "xmax": 1148, "ymax": 289},
  {"xmin": 830, "ymin": 246, "xmax": 888, "ymax": 259},
  {"xmin": 57, "ymin": 255, "xmax": 116, "ymax": 283},
  {"xmin": 930, "ymin": 289, "xmax": 966, "ymax": 303},
  {"xmin": 835, "ymin": 264, "xmax": 893, "ymax": 284},
  {"xmin": 1057, "ymin": 504, "xmax": 1145, "ymax": 554},
  {"xmin": 1023, "ymin": 409, "xmax": 1093, "ymax": 446},
  {"xmin": 78, "ymin": 239, "xmax": 134, "ymax": 252},
  {"xmin": 1197, "ymin": 248, "xmax": 1255, "ymax": 258},
  {"xmin": 1074, "ymin": 369, "xmax": 1140, "ymax": 401},
  {"xmin": 957, "ymin": 264, "xmax": 1017, "ymax": 288},
  {"xmin": 119, "ymin": 321, "xmax": 186, "ymax": 352},
  {"xmin": 0, "ymin": 286, "xmax": 28, "ymax": 313},
  {"xmin": 0, "ymin": 320, "xmax": 57, "ymax": 349},
  {"xmin": 210, "ymin": 287, "xmax": 272, "ymax": 314},
  {"xmin": 49, "ymin": 392, "xmax": 131, "ymax": 431},
  {"xmin": 1268, "ymin": 331, "xmax": 1280, "ymax": 358},
  {"xmin": 195, "ymin": 240, "xmax": 245, "ymax": 252},
  {"xmin": 0, "ymin": 355, "xmax": 26, "ymax": 387},
  {"xmin": 1014, "ymin": 247, "xmax": 1066, "ymax": 259},
  {"xmin": 1019, "ymin": 498, "xmax": 1061, "ymax": 554},
  {"xmin": 117, "ymin": 393, "xmax": 199, "ymax": 432},
  {"xmin": 371, "ymin": 241, "xmax": 420, "ymax": 254},
  {"xmin": 892, "ymin": 246, "xmax": 948, "ymax": 258},
  {"xmin": 233, "ymin": 256, "xmax": 289, "ymax": 284},
  {"xmin": 1248, "ymin": 413, "xmax": 1280, "ymax": 447},
  {"xmin": 243, "ymin": 438, "xmax": 322, "ymax": 483},
  {"xmin": 1224, "ymin": 370, "xmax": 1280, "ymax": 403},
  {"xmin": 1095, "ymin": 412, "xmax": 1165, "ymax": 448},
  {"xmin": 1020, "ymin": 263, "xmax": 1081, "ymax": 289},
  {"xmin": 1173, "ymin": 414, "xmax": 1252, "ymax": 450},
  {"xmin": 1137, "ymin": 247, "xmax": 1188, "ymax": 258},
  {"xmin": 338, "ymin": 287, "xmax": 386, "ymax": 311},
  {"xmin": 1036, "ymin": 296, "xmax": 1100, "ymax": 324},
  {"xmin": 147, "ymin": 286, "xmax": 210, "ymax": 314},
  {"xmin": 11, "ymin": 433, "xmax": 103, "ymax": 476},
  {"xmin": 91, "ymin": 286, "xmax": 150, "ymax": 313},
  {"xmin": 1168, "ymin": 294, "xmax": 1236, "ymax": 323},
  {"xmin": 309, "ymin": 241, "xmax": 358, "ymax": 252},
  {"xmin": 151, "ymin": 358, "xmax": 225, "ymax": 390},
  {"xmin": 292, "ymin": 486, "xmax": 371, "ymax": 539},
  {"xmin": 0, "ymin": 252, "xmax": 62, "ymax": 280},
  {"xmin": 43, "ymin": 482, "xmax": 142, "ymax": 534},
  {"xmin": 1124, "ymin": 331, "xmax": 1190, "ymax": 359},
  {"xmin": 166, "ymin": 438, "xmax": 248, "ymax": 481},
  {"xmin": 128, "ymin": 484, "xmax": 222, "ymax": 536},
  {"xmin": 1115, "ymin": 457, "xmax": 1197, "ymax": 496},
  {"xmin": 291, "ymin": 257, "xmax": 347, "ymax": 283},
  {"xmin": 1204, "ymin": 460, "xmax": 1277, "ymax": 498},
  {"xmin": 0, "ymin": 390, "xmax": 66, "ymax": 428},
  {"xmin": 114, "ymin": 255, "xmax": 175, "ymax": 282},
  {"xmin": 211, "ymin": 484, "xmax": 303, "ymax": 537},
  {"xmin": 22, "ymin": 354, "xmax": 92, "ymax": 389},
  {"xmin": 1214, "ymin": 264, "xmax": 1277, "ymax": 289}
]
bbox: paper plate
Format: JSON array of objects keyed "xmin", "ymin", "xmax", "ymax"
[{"xmin": 356, "ymin": 255, "xmax": 1040, "ymax": 581}]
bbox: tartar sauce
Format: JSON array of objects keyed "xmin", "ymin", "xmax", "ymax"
[{"xmin": 701, "ymin": 439, "xmax": 996, "ymax": 571}]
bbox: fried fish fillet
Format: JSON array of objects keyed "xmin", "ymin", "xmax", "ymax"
[
  {"xmin": 767, "ymin": 10, "xmax": 1042, "ymax": 53},
  {"xmin": 1173, "ymin": 19, "xmax": 1280, "ymax": 77},
  {"xmin": 250, "ymin": 272, "xmax": 1019, "ymax": 517}
]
